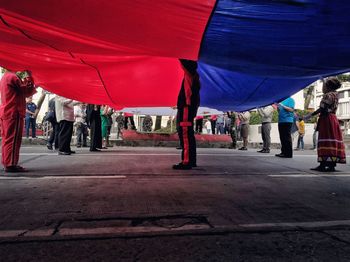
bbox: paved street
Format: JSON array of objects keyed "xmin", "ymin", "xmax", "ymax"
[{"xmin": 0, "ymin": 146, "xmax": 350, "ymax": 261}]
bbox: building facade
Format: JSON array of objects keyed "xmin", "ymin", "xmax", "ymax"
[{"xmin": 314, "ymin": 80, "xmax": 350, "ymax": 135}]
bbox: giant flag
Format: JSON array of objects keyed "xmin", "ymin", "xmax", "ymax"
[{"xmin": 1, "ymin": 0, "xmax": 350, "ymax": 111}]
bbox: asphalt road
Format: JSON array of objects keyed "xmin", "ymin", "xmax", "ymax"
[{"xmin": 0, "ymin": 146, "xmax": 350, "ymax": 261}]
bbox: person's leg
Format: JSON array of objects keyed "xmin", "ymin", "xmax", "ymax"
[
  {"xmin": 58, "ymin": 121, "xmax": 71, "ymax": 153},
  {"xmin": 261, "ymin": 123, "xmax": 267, "ymax": 150},
  {"xmin": 198, "ymin": 119, "xmax": 203, "ymax": 133},
  {"xmin": 83, "ymin": 125, "xmax": 88, "ymax": 147},
  {"xmin": 48, "ymin": 121, "xmax": 55, "ymax": 146},
  {"xmin": 297, "ymin": 135, "xmax": 301, "ymax": 149},
  {"xmin": 25, "ymin": 118, "xmax": 30, "ymax": 138},
  {"xmin": 211, "ymin": 120, "xmax": 216, "ymax": 135},
  {"xmin": 130, "ymin": 117, "xmax": 136, "ymax": 130},
  {"xmin": 31, "ymin": 118, "xmax": 36, "ymax": 138},
  {"xmin": 76, "ymin": 125, "xmax": 82, "ymax": 146},
  {"xmin": 188, "ymin": 124, "xmax": 197, "ymax": 166},
  {"xmin": 1, "ymin": 116, "xmax": 23, "ymax": 169},
  {"xmin": 124, "ymin": 117, "xmax": 128, "ymax": 129},
  {"xmin": 301, "ymin": 136, "xmax": 304, "ymax": 150},
  {"xmin": 278, "ymin": 123, "xmax": 284, "ymax": 154},
  {"xmin": 90, "ymin": 119, "xmax": 96, "ymax": 150},
  {"xmin": 283, "ymin": 123, "xmax": 293, "ymax": 157},
  {"xmin": 265, "ymin": 123, "xmax": 271, "ymax": 151}
]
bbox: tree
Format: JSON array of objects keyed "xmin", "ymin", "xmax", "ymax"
[{"xmin": 304, "ymin": 84, "xmax": 315, "ymax": 110}]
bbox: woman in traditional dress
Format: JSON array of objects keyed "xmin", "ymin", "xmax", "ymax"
[
  {"xmin": 307, "ymin": 77, "xmax": 346, "ymax": 172},
  {"xmin": 100, "ymin": 105, "xmax": 109, "ymax": 149}
]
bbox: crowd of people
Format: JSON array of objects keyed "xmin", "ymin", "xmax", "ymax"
[{"xmin": 0, "ymin": 65, "xmax": 346, "ymax": 173}]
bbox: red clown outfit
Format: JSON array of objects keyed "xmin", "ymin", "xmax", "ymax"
[{"xmin": 0, "ymin": 72, "xmax": 36, "ymax": 172}]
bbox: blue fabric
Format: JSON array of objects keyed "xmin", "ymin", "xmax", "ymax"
[
  {"xmin": 199, "ymin": 0, "xmax": 350, "ymax": 111},
  {"xmin": 278, "ymin": 98, "xmax": 295, "ymax": 123},
  {"xmin": 198, "ymin": 62, "xmax": 313, "ymax": 111}
]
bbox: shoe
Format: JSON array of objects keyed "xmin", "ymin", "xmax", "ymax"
[
  {"xmin": 4, "ymin": 165, "xmax": 28, "ymax": 173},
  {"xmin": 69, "ymin": 150, "xmax": 76, "ymax": 154},
  {"xmin": 310, "ymin": 165, "xmax": 327, "ymax": 172},
  {"xmin": 172, "ymin": 163, "xmax": 192, "ymax": 170},
  {"xmin": 275, "ymin": 153, "xmax": 285, "ymax": 158},
  {"xmin": 102, "ymin": 147, "xmax": 108, "ymax": 149},
  {"xmin": 58, "ymin": 151, "xmax": 71, "ymax": 155},
  {"xmin": 262, "ymin": 149, "xmax": 270, "ymax": 153},
  {"xmin": 238, "ymin": 147, "xmax": 247, "ymax": 151},
  {"xmin": 176, "ymin": 147, "xmax": 182, "ymax": 150},
  {"xmin": 76, "ymin": 145, "xmax": 81, "ymax": 148},
  {"xmin": 47, "ymin": 144, "xmax": 53, "ymax": 150},
  {"xmin": 257, "ymin": 149, "xmax": 265, "ymax": 153},
  {"xmin": 90, "ymin": 148, "xmax": 101, "ymax": 152},
  {"xmin": 276, "ymin": 154, "xmax": 292, "ymax": 158}
]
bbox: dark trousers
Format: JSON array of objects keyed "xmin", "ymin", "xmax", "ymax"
[
  {"xmin": 261, "ymin": 122, "xmax": 271, "ymax": 150},
  {"xmin": 48, "ymin": 121, "xmax": 59, "ymax": 149},
  {"xmin": 90, "ymin": 116, "xmax": 102, "ymax": 150},
  {"xmin": 230, "ymin": 126, "xmax": 237, "ymax": 148},
  {"xmin": 76, "ymin": 123, "xmax": 88, "ymax": 146},
  {"xmin": 278, "ymin": 122, "xmax": 293, "ymax": 157},
  {"xmin": 210, "ymin": 120, "xmax": 216, "ymax": 134},
  {"xmin": 195, "ymin": 119, "xmax": 203, "ymax": 133},
  {"xmin": 58, "ymin": 120, "xmax": 73, "ymax": 153},
  {"xmin": 25, "ymin": 117, "xmax": 36, "ymax": 138},
  {"xmin": 177, "ymin": 106, "xmax": 197, "ymax": 165}
]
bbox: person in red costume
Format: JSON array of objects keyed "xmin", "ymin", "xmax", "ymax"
[
  {"xmin": 0, "ymin": 71, "xmax": 36, "ymax": 173},
  {"xmin": 173, "ymin": 59, "xmax": 200, "ymax": 170}
]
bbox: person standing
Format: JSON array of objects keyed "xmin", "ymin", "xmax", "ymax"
[
  {"xmin": 74, "ymin": 103, "xmax": 88, "ymax": 148},
  {"xmin": 100, "ymin": 105, "xmax": 109, "ymax": 149},
  {"xmin": 238, "ymin": 111, "xmax": 251, "ymax": 150},
  {"xmin": 210, "ymin": 115, "xmax": 217, "ymax": 135},
  {"xmin": 46, "ymin": 97, "xmax": 59, "ymax": 150},
  {"xmin": 296, "ymin": 117, "xmax": 305, "ymax": 151},
  {"xmin": 306, "ymin": 77, "xmax": 346, "ymax": 172},
  {"xmin": 227, "ymin": 111, "xmax": 237, "ymax": 149},
  {"xmin": 257, "ymin": 105, "xmax": 274, "ymax": 153},
  {"xmin": 275, "ymin": 97, "xmax": 295, "ymax": 158},
  {"xmin": 0, "ymin": 71, "xmax": 36, "ymax": 172},
  {"xmin": 87, "ymin": 104, "xmax": 102, "ymax": 151},
  {"xmin": 195, "ymin": 115, "xmax": 203, "ymax": 133},
  {"xmin": 115, "ymin": 112, "xmax": 125, "ymax": 139},
  {"xmin": 173, "ymin": 59, "xmax": 200, "ymax": 170},
  {"xmin": 55, "ymin": 96, "xmax": 79, "ymax": 155},
  {"xmin": 204, "ymin": 119, "xmax": 212, "ymax": 134},
  {"xmin": 25, "ymin": 96, "xmax": 37, "ymax": 139},
  {"xmin": 216, "ymin": 114, "xmax": 225, "ymax": 134}
]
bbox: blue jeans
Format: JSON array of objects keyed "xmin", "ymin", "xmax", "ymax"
[
  {"xmin": 297, "ymin": 135, "xmax": 304, "ymax": 149},
  {"xmin": 25, "ymin": 117, "xmax": 36, "ymax": 138}
]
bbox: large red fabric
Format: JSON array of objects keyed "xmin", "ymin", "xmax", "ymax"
[{"xmin": 0, "ymin": 1, "xmax": 215, "ymax": 108}]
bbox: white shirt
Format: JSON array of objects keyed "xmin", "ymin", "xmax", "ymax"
[{"xmin": 55, "ymin": 96, "xmax": 78, "ymax": 122}]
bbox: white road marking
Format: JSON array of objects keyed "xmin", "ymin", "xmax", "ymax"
[
  {"xmin": 270, "ymin": 174, "xmax": 350, "ymax": 177},
  {"xmin": 18, "ymin": 153, "xmax": 322, "ymax": 157},
  {"xmin": 0, "ymin": 175, "xmax": 126, "ymax": 180}
]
